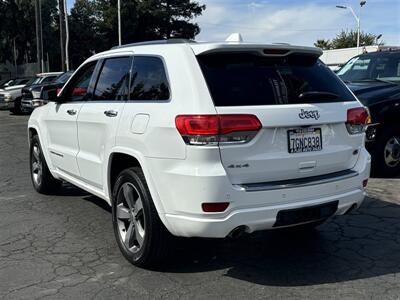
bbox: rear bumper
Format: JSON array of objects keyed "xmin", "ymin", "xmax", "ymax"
[
  {"xmin": 165, "ymin": 188, "xmax": 364, "ymax": 237},
  {"xmin": 152, "ymin": 148, "xmax": 371, "ymax": 238},
  {"xmin": 21, "ymin": 99, "xmax": 44, "ymax": 113}
]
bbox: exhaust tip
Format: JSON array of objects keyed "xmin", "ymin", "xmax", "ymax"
[
  {"xmin": 344, "ymin": 204, "xmax": 358, "ymax": 215},
  {"xmin": 228, "ymin": 225, "xmax": 249, "ymax": 239}
]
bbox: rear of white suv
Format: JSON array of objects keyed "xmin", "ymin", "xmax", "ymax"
[
  {"xmin": 28, "ymin": 40, "xmax": 370, "ymax": 268},
  {"xmin": 160, "ymin": 48, "xmax": 370, "ymax": 238}
]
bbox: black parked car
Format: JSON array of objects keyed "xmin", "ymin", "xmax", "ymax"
[
  {"xmin": 21, "ymin": 71, "xmax": 72, "ymax": 113},
  {"xmin": 337, "ymin": 50, "xmax": 400, "ymax": 177}
]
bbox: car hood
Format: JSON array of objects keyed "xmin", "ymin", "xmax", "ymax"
[
  {"xmin": 346, "ymin": 81, "xmax": 400, "ymax": 106},
  {"xmin": 22, "ymin": 82, "xmax": 64, "ymax": 93},
  {"xmin": 0, "ymin": 84, "xmax": 26, "ymax": 92}
]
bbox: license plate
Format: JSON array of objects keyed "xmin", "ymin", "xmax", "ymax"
[{"xmin": 287, "ymin": 128, "xmax": 322, "ymax": 153}]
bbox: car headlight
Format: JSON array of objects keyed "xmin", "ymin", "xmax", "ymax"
[
  {"xmin": 4, "ymin": 94, "xmax": 12, "ymax": 101},
  {"xmin": 32, "ymin": 100, "xmax": 46, "ymax": 107},
  {"xmin": 31, "ymin": 91, "xmax": 41, "ymax": 99}
]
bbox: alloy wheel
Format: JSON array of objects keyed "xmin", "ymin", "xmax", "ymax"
[
  {"xmin": 31, "ymin": 144, "xmax": 43, "ymax": 186},
  {"xmin": 116, "ymin": 183, "xmax": 146, "ymax": 253},
  {"xmin": 384, "ymin": 137, "xmax": 400, "ymax": 168}
]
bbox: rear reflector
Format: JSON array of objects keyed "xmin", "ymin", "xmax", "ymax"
[
  {"xmin": 202, "ymin": 202, "xmax": 230, "ymax": 212},
  {"xmin": 175, "ymin": 114, "xmax": 262, "ymax": 146},
  {"xmin": 346, "ymin": 107, "xmax": 369, "ymax": 134}
]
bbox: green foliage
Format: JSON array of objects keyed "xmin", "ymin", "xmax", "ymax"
[
  {"xmin": 0, "ymin": 0, "xmax": 205, "ymax": 71},
  {"xmin": 314, "ymin": 30, "xmax": 380, "ymax": 50},
  {"xmin": 330, "ymin": 30, "xmax": 377, "ymax": 49},
  {"xmin": 314, "ymin": 39, "xmax": 331, "ymax": 50}
]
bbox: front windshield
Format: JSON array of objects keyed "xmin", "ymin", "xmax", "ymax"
[
  {"xmin": 26, "ymin": 77, "xmax": 41, "ymax": 85},
  {"xmin": 337, "ymin": 53, "xmax": 400, "ymax": 83},
  {"xmin": 54, "ymin": 71, "xmax": 73, "ymax": 84}
]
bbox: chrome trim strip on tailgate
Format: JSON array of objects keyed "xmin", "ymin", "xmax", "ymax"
[{"xmin": 233, "ymin": 169, "xmax": 359, "ymax": 192}]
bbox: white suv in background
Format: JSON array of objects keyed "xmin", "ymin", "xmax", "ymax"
[{"xmin": 28, "ymin": 38, "xmax": 371, "ymax": 267}]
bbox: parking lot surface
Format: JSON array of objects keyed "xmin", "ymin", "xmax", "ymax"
[{"xmin": 1, "ymin": 111, "xmax": 400, "ymax": 299}]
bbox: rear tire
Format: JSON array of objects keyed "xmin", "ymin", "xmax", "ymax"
[
  {"xmin": 30, "ymin": 135, "xmax": 62, "ymax": 194},
  {"xmin": 112, "ymin": 167, "xmax": 172, "ymax": 268},
  {"xmin": 371, "ymin": 127, "xmax": 400, "ymax": 177}
]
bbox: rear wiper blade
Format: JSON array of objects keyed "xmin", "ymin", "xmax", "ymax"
[{"xmin": 298, "ymin": 91, "xmax": 339, "ymax": 100}]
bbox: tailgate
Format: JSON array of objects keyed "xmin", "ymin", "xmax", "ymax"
[{"xmin": 197, "ymin": 50, "xmax": 364, "ymax": 185}]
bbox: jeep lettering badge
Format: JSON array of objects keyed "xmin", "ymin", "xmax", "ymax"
[{"xmin": 299, "ymin": 109, "xmax": 320, "ymax": 120}]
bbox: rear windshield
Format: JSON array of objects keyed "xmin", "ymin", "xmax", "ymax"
[{"xmin": 197, "ymin": 52, "xmax": 356, "ymax": 106}]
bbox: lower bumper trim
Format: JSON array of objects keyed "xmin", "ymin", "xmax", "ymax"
[
  {"xmin": 273, "ymin": 200, "xmax": 339, "ymax": 227},
  {"xmin": 234, "ymin": 169, "xmax": 359, "ymax": 192}
]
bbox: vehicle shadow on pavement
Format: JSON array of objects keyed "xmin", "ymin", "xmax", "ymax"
[
  {"xmin": 63, "ymin": 182, "xmax": 400, "ymax": 287},
  {"xmin": 154, "ymin": 196, "xmax": 400, "ymax": 286}
]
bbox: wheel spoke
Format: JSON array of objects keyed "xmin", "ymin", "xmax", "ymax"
[
  {"xmin": 393, "ymin": 137, "xmax": 400, "ymax": 145},
  {"xmin": 116, "ymin": 204, "xmax": 130, "ymax": 220},
  {"xmin": 122, "ymin": 184, "xmax": 135, "ymax": 209},
  {"xmin": 133, "ymin": 196, "xmax": 143, "ymax": 218},
  {"xmin": 135, "ymin": 222, "xmax": 145, "ymax": 248},
  {"xmin": 124, "ymin": 223, "xmax": 134, "ymax": 248},
  {"xmin": 32, "ymin": 162, "xmax": 39, "ymax": 173},
  {"xmin": 33, "ymin": 146, "xmax": 40, "ymax": 161}
]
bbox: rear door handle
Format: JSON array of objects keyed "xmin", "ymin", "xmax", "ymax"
[
  {"xmin": 67, "ymin": 109, "xmax": 77, "ymax": 116},
  {"xmin": 104, "ymin": 110, "xmax": 118, "ymax": 117}
]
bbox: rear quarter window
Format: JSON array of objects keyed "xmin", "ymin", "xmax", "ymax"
[
  {"xmin": 129, "ymin": 56, "xmax": 170, "ymax": 101},
  {"xmin": 197, "ymin": 52, "xmax": 356, "ymax": 106}
]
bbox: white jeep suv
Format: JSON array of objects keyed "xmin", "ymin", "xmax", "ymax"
[{"xmin": 28, "ymin": 39, "xmax": 371, "ymax": 267}]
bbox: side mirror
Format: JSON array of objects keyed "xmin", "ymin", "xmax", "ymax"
[{"xmin": 41, "ymin": 84, "xmax": 63, "ymax": 103}]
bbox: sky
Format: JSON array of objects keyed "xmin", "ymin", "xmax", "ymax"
[{"xmin": 66, "ymin": 0, "xmax": 400, "ymax": 46}]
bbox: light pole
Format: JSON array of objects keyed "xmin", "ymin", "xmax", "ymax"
[
  {"xmin": 336, "ymin": 1, "xmax": 367, "ymax": 53},
  {"xmin": 118, "ymin": 0, "xmax": 121, "ymax": 46},
  {"xmin": 34, "ymin": 0, "xmax": 43, "ymax": 73},
  {"xmin": 58, "ymin": 0, "xmax": 65, "ymax": 72},
  {"xmin": 63, "ymin": 0, "xmax": 70, "ymax": 71}
]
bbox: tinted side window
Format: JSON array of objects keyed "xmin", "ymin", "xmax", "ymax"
[
  {"xmin": 64, "ymin": 62, "xmax": 96, "ymax": 102},
  {"xmin": 93, "ymin": 57, "xmax": 131, "ymax": 101},
  {"xmin": 197, "ymin": 53, "xmax": 356, "ymax": 106},
  {"xmin": 130, "ymin": 56, "xmax": 170, "ymax": 100}
]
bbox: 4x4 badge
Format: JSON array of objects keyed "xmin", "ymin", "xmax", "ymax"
[{"xmin": 299, "ymin": 109, "xmax": 320, "ymax": 120}]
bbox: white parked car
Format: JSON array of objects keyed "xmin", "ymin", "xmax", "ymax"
[
  {"xmin": 28, "ymin": 38, "xmax": 371, "ymax": 267},
  {"xmin": 0, "ymin": 78, "xmax": 31, "ymax": 111},
  {"xmin": 0, "ymin": 73, "xmax": 61, "ymax": 113}
]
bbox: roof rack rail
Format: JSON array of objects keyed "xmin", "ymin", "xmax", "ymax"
[{"xmin": 111, "ymin": 39, "xmax": 196, "ymax": 50}]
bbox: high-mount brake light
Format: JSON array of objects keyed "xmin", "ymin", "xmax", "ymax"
[
  {"xmin": 175, "ymin": 114, "xmax": 261, "ymax": 146},
  {"xmin": 346, "ymin": 107, "xmax": 369, "ymax": 135}
]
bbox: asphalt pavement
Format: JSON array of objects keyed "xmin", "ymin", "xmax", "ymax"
[{"xmin": 1, "ymin": 111, "xmax": 400, "ymax": 299}]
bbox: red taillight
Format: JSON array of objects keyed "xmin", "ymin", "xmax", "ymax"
[
  {"xmin": 219, "ymin": 114, "xmax": 262, "ymax": 134},
  {"xmin": 175, "ymin": 114, "xmax": 261, "ymax": 146},
  {"xmin": 202, "ymin": 202, "xmax": 230, "ymax": 212},
  {"xmin": 346, "ymin": 107, "xmax": 369, "ymax": 134},
  {"xmin": 175, "ymin": 115, "xmax": 219, "ymax": 136}
]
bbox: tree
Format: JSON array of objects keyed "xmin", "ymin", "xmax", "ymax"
[
  {"xmin": 69, "ymin": 0, "xmax": 100, "ymax": 69},
  {"xmin": 95, "ymin": 0, "xmax": 205, "ymax": 49},
  {"xmin": 314, "ymin": 39, "xmax": 331, "ymax": 50},
  {"xmin": 0, "ymin": 0, "xmax": 60, "ymax": 71},
  {"xmin": 330, "ymin": 30, "xmax": 378, "ymax": 49},
  {"xmin": 137, "ymin": 0, "xmax": 205, "ymax": 39},
  {"xmin": 0, "ymin": 0, "xmax": 206, "ymax": 73}
]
